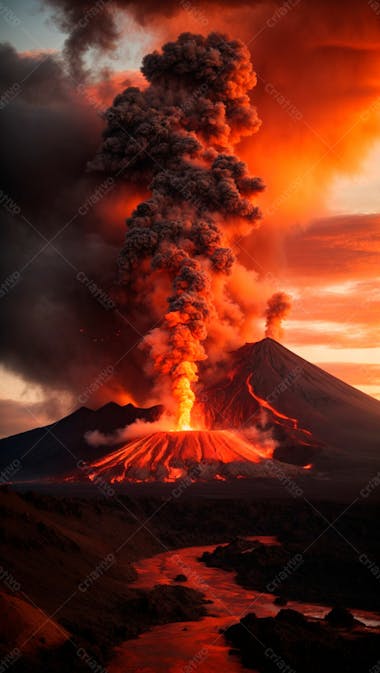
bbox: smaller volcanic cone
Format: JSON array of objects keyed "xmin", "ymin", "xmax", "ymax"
[{"xmin": 78, "ymin": 430, "xmax": 277, "ymax": 483}]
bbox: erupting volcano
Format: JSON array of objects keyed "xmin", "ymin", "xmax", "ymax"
[
  {"xmin": 2, "ymin": 337, "xmax": 380, "ymax": 485},
  {"xmin": 82, "ymin": 429, "xmax": 278, "ymax": 483},
  {"xmin": 2, "ymin": 35, "xmax": 379, "ymax": 491},
  {"xmin": 90, "ymin": 32, "xmax": 264, "ymax": 431},
  {"xmin": 73, "ymin": 337, "xmax": 380, "ymax": 485}
]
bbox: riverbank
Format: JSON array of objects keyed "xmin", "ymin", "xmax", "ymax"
[
  {"xmin": 108, "ymin": 541, "xmax": 380, "ymax": 672},
  {"xmin": 1, "ymin": 487, "xmax": 379, "ymax": 671},
  {"xmin": 225, "ymin": 608, "xmax": 380, "ymax": 673}
]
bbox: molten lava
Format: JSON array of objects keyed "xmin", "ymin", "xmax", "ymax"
[
  {"xmin": 173, "ymin": 361, "xmax": 197, "ymax": 431},
  {"xmin": 80, "ymin": 429, "xmax": 276, "ymax": 483},
  {"xmin": 246, "ymin": 374, "xmax": 309, "ymax": 434}
]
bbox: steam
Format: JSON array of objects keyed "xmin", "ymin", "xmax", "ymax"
[
  {"xmin": 85, "ymin": 415, "xmax": 176, "ymax": 446},
  {"xmin": 265, "ymin": 292, "xmax": 292, "ymax": 341},
  {"xmin": 90, "ymin": 33, "xmax": 264, "ymax": 428}
]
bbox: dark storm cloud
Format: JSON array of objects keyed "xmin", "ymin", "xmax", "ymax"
[
  {"xmin": 0, "ymin": 44, "xmax": 153, "ymax": 410},
  {"xmin": 46, "ymin": 0, "xmax": 259, "ymax": 79},
  {"xmin": 44, "ymin": 0, "xmax": 375, "ymax": 82}
]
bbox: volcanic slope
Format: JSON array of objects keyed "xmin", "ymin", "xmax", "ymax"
[
  {"xmin": 203, "ymin": 338, "xmax": 380, "ymax": 471},
  {"xmin": 77, "ymin": 430, "xmax": 299, "ymax": 483},
  {"xmin": 0, "ymin": 402, "xmax": 162, "ymax": 480}
]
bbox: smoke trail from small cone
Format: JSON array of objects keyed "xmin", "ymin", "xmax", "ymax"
[
  {"xmin": 89, "ymin": 32, "xmax": 264, "ymax": 428},
  {"xmin": 265, "ymin": 292, "xmax": 292, "ymax": 341}
]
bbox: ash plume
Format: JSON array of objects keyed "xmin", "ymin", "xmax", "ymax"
[
  {"xmin": 265, "ymin": 292, "xmax": 292, "ymax": 341},
  {"xmin": 90, "ymin": 32, "xmax": 264, "ymax": 427}
]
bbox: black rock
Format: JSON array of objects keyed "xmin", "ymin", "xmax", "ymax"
[
  {"xmin": 274, "ymin": 596, "xmax": 288, "ymax": 606},
  {"xmin": 325, "ymin": 607, "xmax": 355, "ymax": 628}
]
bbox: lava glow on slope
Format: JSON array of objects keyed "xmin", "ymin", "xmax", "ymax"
[
  {"xmin": 245, "ymin": 374, "xmax": 312, "ymax": 439},
  {"xmin": 83, "ymin": 429, "xmax": 275, "ymax": 483}
]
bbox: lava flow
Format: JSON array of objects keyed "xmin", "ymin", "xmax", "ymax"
[
  {"xmin": 82, "ymin": 429, "xmax": 277, "ymax": 483},
  {"xmin": 246, "ymin": 373, "xmax": 311, "ymax": 435}
]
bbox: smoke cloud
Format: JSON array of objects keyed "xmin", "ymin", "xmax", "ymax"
[
  {"xmin": 90, "ymin": 32, "xmax": 264, "ymax": 427},
  {"xmin": 265, "ymin": 291, "xmax": 292, "ymax": 340},
  {"xmin": 85, "ymin": 414, "xmax": 176, "ymax": 446},
  {"xmin": 0, "ymin": 44, "xmax": 160, "ymax": 417},
  {"xmin": 45, "ymin": 0, "xmax": 380, "ymax": 234}
]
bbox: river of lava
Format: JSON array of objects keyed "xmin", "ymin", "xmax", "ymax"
[
  {"xmin": 246, "ymin": 374, "xmax": 312, "ymax": 438},
  {"xmin": 83, "ymin": 430, "xmax": 274, "ymax": 483}
]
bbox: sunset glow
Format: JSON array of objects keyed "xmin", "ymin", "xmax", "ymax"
[{"xmin": 0, "ymin": 0, "xmax": 379, "ymax": 438}]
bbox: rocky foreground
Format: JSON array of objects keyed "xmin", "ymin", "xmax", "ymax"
[
  {"xmin": 1, "ymin": 487, "xmax": 379, "ymax": 672},
  {"xmin": 0, "ymin": 488, "xmax": 208, "ymax": 672},
  {"xmin": 225, "ymin": 608, "xmax": 380, "ymax": 673},
  {"xmin": 201, "ymin": 522, "xmax": 380, "ymax": 611}
]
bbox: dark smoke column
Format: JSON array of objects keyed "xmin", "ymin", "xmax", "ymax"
[
  {"xmin": 90, "ymin": 32, "xmax": 264, "ymax": 428},
  {"xmin": 265, "ymin": 292, "xmax": 292, "ymax": 340}
]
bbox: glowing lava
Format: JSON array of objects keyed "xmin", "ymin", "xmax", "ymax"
[
  {"xmin": 79, "ymin": 430, "xmax": 278, "ymax": 483},
  {"xmin": 246, "ymin": 374, "xmax": 301, "ymax": 431},
  {"xmin": 246, "ymin": 374, "xmax": 312, "ymax": 438},
  {"xmin": 173, "ymin": 361, "xmax": 197, "ymax": 431}
]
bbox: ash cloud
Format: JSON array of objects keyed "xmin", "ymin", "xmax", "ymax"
[
  {"xmin": 89, "ymin": 32, "xmax": 264, "ymax": 425},
  {"xmin": 44, "ymin": 0, "xmax": 380, "ymax": 239},
  {"xmin": 3, "ymin": 0, "xmax": 380, "ymax": 432}
]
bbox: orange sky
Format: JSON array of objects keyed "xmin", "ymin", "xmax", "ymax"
[
  {"xmin": 87, "ymin": 1, "xmax": 380, "ymax": 399},
  {"xmin": 0, "ymin": 0, "xmax": 379, "ymax": 437}
]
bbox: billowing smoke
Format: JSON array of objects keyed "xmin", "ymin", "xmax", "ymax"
[
  {"xmin": 90, "ymin": 33, "xmax": 264, "ymax": 428},
  {"xmin": 0, "ymin": 44, "xmax": 160, "ymax": 428},
  {"xmin": 265, "ymin": 292, "xmax": 292, "ymax": 341},
  {"xmin": 85, "ymin": 415, "xmax": 175, "ymax": 446}
]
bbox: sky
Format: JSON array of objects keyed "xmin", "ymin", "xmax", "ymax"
[{"xmin": 0, "ymin": 0, "xmax": 379, "ymax": 436}]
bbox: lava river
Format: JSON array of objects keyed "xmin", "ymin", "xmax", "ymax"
[{"xmin": 108, "ymin": 539, "xmax": 380, "ymax": 673}]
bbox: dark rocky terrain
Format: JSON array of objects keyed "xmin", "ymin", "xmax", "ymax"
[
  {"xmin": 1, "ymin": 487, "xmax": 379, "ymax": 671},
  {"xmin": 200, "ymin": 505, "xmax": 380, "ymax": 611},
  {"xmin": 0, "ymin": 487, "xmax": 206, "ymax": 672},
  {"xmin": 225, "ymin": 608, "xmax": 380, "ymax": 673},
  {"xmin": 0, "ymin": 402, "xmax": 162, "ymax": 480}
]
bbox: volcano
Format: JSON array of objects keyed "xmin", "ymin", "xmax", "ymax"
[
  {"xmin": 74, "ymin": 429, "xmax": 283, "ymax": 483},
  {"xmin": 203, "ymin": 338, "xmax": 380, "ymax": 471},
  {"xmin": 1, "ymin": 339, "xmax": 379, "ymax": 486},
  {"xmin": 0, "ymin": 402, "xmax": 162, "ymax": 481}
]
